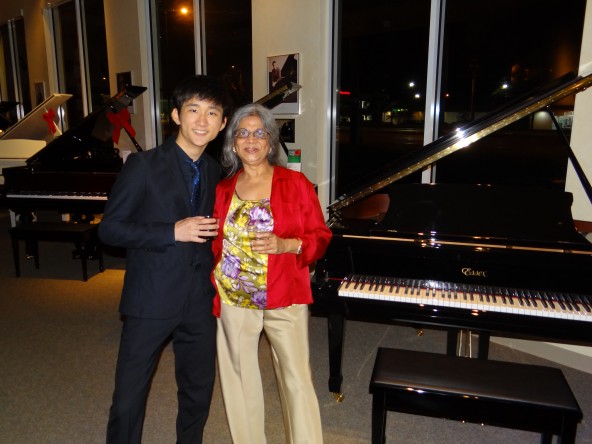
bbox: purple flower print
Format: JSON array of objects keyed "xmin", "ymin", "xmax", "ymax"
[
  {"xmin": 249, "ymin": 205, "xmax": 272, "ymax": 232},
  {"xmin": 251, "ymin": 290, "xmax": 267, "ymax": 308},
  {"xmin": 222, "ymin": 254, "xmax": 241, "ymax": 279}
]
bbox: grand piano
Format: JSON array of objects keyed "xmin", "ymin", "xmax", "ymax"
[
  {"xmin": 2, "ymin": 86, "xmax": 146, "ymax": 223},
  {"xmin": 0, "ymin": 94, "xmax": 73, "ymax": 186},
  {"xmin": 311, "ymin": 71, "xmax": 592, "ymax": 396}
]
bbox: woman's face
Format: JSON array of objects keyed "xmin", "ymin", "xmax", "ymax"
[{"xmin": 233, "ymin": 115, "xmax": 271, "ymax": 167}]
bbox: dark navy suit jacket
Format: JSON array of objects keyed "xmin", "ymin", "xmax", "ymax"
[{"xmin": 99, "ymin": 137, "xmax": 221, "ymax": 319}]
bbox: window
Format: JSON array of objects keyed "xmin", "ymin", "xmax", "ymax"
[
  {"xmin": 48, "ymin": 0, "xmax": 110, "ymax": 127},
  {"xmin": 332, "ymin": 0, "xmax": 586, "ymax": 198},
  {"xmin": 0, "ymin": 18, "xmax": 31, "ymax": 126},
  {"xmin": 150, "ymin": 0, "xmax": 252, "ymax": 145}
]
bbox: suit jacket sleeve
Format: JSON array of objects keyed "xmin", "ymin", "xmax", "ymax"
[{"xmin": 99, "ymin": 152, "xmax": 176, "ymax": 251}]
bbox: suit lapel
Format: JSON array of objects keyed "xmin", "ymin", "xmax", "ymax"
[{"xmin": 159, "ymin": 140, "xmax": 192, "ymax": 218}]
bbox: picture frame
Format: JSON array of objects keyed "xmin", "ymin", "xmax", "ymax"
[
  {"xmin": 275, "ymin": 118, "xmax": 295, "ymax": 143},
  {"xmin": 267, "ymin": 53, "xmax": 299, "ymax": 115},
  {"xmin": 34, "ymin": 82, "xmax": 47, "ymax": 106},
  {"xmin": 116, "ymin": 71, "xmax": 135, "ymax": 114}
]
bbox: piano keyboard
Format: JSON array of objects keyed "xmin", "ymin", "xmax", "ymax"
[
  {"xmin": 6, "ymin": 191, "xmax": 108, "ymax": 200},
  {"xmin": 338, "ymin": 274, "xmax": 592, "ymax": 322}
]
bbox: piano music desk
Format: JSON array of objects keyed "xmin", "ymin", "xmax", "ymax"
[
  {"xmin": 9, "ymin": 222, "xmax": 104, "ymax": 281},
  {"xmin": 370, "ymin": 347, "xmax": 582, "ymax": 444}
]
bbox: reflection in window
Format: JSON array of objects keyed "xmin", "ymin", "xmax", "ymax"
[
  {"xmin": 436, "ymin": 0, "xmax": 586, "ymax": 188},
  {"xmin": 50, "ymin": 0, "xmax": 110, "ymax": 127},
  {"xmin": 82, "ymin": 0, "xmax": 110, "ymax": 112},
  {"xmin": 152, "ymin": 0, "xmax": 197, "ymax": 141},
  {"xmin": 202, "ymin": 0, "xmax": 252, "ymax": 106},
  {"xmin": 334, "ymin": 0, "xmax": 431, "ymax": 197},
  {"xmin": 333, "ymin": 0, "xmax": 586, "ymax": 197},
  {"xmin": 0, "ymin": 18, "xmax": 30, "ymax": 125},
  {"xmin": 151, "ymin": 0, "xmax": 252, "ymax": 146},
  {"xmin": 0, "ymin": 23, "xmax": 18, "ymax": 126}
]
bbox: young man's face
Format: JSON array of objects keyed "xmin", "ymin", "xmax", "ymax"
[{"xmin": 172, "ymin": 97, "xmax": 226, "ymax": 157}]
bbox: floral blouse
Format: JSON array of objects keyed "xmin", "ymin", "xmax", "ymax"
[{"xmin": 214, "ymin": 192, "xmax": 274, "ymax": 310}]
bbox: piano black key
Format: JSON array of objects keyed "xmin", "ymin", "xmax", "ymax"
[
  {"xmin": 352, "ymin": 275, "xmax": 361, "ymax": 290},
  {"xmin": 525, "ymin": 290, "xmax": 538, "ymax": 308},
  {"xmin": 577, "ymin": 294, "xmax": 591, "ymax": 313},
  {"xmin": 544, "ymin": 292, "xmax": 556, "ymax": 310},
  {"xmin": 555, "ymin": 294, "xmax": 567, "ymax": 311}
]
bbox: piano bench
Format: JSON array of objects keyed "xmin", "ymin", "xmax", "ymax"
[
  {"xmin": 9, "ymin": 222, "xmax": 104, "ymax": 281},
  {"xmin": 369, "ymin": 347, "xmax": 582, "ymax": 444}
]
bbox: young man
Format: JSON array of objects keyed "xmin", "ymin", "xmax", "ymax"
[{"xmin": 99, "ymin": 75, "xmax": 232, "ymax": 444}]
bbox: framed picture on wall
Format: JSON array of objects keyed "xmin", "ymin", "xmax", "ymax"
[
  {"xmin": 116, "ymin": 71, "xmax": 135, "ymax": 114},
  {"xmin": 267, "ymin": 53, "xmax": 299, "ymax": 114},
  {"xmin": 34, "ymin": 82, "xmax": 46, "ymax": 106}
]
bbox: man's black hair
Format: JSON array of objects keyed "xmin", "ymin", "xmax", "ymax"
[{"xmin": 172, "ymin": 75, "xmax": 233, "ymax": 119}]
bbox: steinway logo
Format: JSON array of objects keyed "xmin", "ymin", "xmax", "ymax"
[{"xmin": 461, "ymin": 267, "xmax": 488, "ymax": 278}]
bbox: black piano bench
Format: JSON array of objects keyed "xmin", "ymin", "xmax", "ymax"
[
  {"xmin": 9, "ymin": 222, "xmax": 104, "ymax": 281},
  {"xmin": 369, "ymin": 347, "xmax": 582, "ymax": 444}
]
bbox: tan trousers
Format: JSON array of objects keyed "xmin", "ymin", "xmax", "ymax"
[{"xmin": 216, "ymin": 303, "xmax": 323, "ymax": 444}]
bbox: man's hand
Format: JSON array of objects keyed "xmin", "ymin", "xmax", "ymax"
[{"xmin": 175, "ymin": 216, "xmax": 219, "ymax": 243}]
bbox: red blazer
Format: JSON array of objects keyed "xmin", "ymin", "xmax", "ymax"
[{"xmin": 211, "ymin": 166, "xmax": 332, "ymax": 316}]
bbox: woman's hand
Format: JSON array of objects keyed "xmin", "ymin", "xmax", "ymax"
[{"xmin": 250, "ymin": 232, "xmax": 300, "ymax": 255}]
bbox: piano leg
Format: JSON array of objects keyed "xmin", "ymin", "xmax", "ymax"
[
  {"xmin": 327, "ymin": 312, "xmax": 345, "ymax": 402},
  {"xmin": 478, "ymin": 331, "xmax": 490, "ymax": 359},
  {"xmin": 446, "ymin": 328, "xmax": 490, "ymax": 359}
]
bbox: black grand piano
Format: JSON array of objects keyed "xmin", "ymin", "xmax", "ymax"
[
  {"xmin": 312, "ymin": 71, "xmax": 592, "ymax": 396},
  {"xmin": 2, "ymin": 86, "xmax": 146, "ymax": 222}
]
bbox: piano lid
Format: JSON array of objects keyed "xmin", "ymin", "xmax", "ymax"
[
  {"xmin": 26, "ymin": 85, "xmax": 146, "ymax": 170},
  {"xmin": 0, "ymin": 101, "xmax": 19, "ymax": 131},
  {"xmin": 329, "ymin": 71, "xmax": 592, "ymax": 216},
  {"xmin": 0, "ymin": 94, "xmax": 72, "ymax": 142}
]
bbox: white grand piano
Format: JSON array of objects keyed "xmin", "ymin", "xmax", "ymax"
[{"xmin": 0, "ymin": 94, "xmax": 72, "ymax": 185}]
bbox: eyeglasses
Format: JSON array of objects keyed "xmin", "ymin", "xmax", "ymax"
[{"xmin": 234, "ymin": 128, "xmax": 270, "ymax": 139}]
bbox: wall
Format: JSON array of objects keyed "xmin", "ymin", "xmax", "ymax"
[
  {"xmin": 252, "ymin": 0, "xmax": 332, "ymax": 210},
  {"xmin": 103, "ymin": 0, "xmax": 153, "ymax": 152}
]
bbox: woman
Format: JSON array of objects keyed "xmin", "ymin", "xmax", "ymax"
[{"xmin": 211, "ymin": 103, "xmax": 332, "ymax": 444}]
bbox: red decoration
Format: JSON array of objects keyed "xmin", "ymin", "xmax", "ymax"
[
  {"xmin": 42, "ymin": 108, "xmax": 57, "ymax": 134},
  {"xmin": 106, "ymin": 108, "xmax": 136, "ymax": 144}
]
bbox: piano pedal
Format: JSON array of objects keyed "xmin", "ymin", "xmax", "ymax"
[{"xmin": 332, "ymin": 392, "xmax": 345, "ymax": 403}]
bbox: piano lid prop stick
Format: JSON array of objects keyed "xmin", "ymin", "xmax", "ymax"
[{"xmin": 107, "ymin": 107, "xmax": 143, "ymax": 152}]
